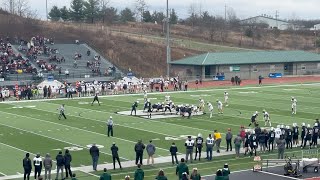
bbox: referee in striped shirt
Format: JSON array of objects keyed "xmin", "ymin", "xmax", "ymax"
[{"xmin": 107, "ymin": 116, "xmax": 114, "ymax": 137}]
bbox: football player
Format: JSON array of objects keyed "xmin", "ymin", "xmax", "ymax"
[
  {"xmin": 217, "ymin": 100, "xmax": 223, "ymax": 114},
  {"xmin": 224, "ymin": 91, "xmax": 229, "ymax": 107},
  {"xmin": 262, "ymin": 110, "xmax": 271, "ymax": 127},
  {"xmin": 292, "ymin": 123, "xmax": 299, "ymax": 148},
  {"xmin": 207, "ymin": 102, "xmax": 213, "ymax": 118},
  {"xmin": 248, "ymin": 111, "xmax": 258, "ymax": 127},
  {"xmin": 291, "ymin": 97, "xmax": 297, "ymax": 115}
]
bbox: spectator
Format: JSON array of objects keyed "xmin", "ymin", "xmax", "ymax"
[
  {"xmin": 259, "ymin": 130, "xmax": 266, "ymax": 152},
  {"xmin": 234, "ymin": 134, "xmax": 242, "ymax": 158},
  {"xmin": 222, "ymin": 164, "xmax": 230, "ymax": 180},
  {"xmin": 206, "ymin": 134, "xmax": 214, "ymax": 160},
  {"xmin": 23, "ymin": 153, "xmax": 32, "ymax": 180},
  {"xmin": 176, "ymin": 158, "xmax": 189, "ymax": 180},
  {"xmin": 276, "ymin": 135, "xmax": 286, "ymax": 159},
  {"xmin": 226, "ymin": 128, "xmax": 233, "ymax": 152},
  {"xmin": 134, "ymin": 164, "xmax": 144, "ymax": 180},
  {"xmin": 90, "ymin": 143, "xmax": 100, "ymax": 171},
  {"xmin": 111, "ymin": 142, "xmax": 122, "ymax": 170},
  {"xmin": 146, "ymin": 140, "xmax": 156, "ymax": 165},
  {"xmin": 190, "ymin": 168, "xmax": 201, "ymax": 180},
  {"xmin": 214, "ymin": 130, "xmax": 222, "ymax": 153},
  {"xmin": 99, "ymin": 168, "xmax": 111, "ymax": 180},
  {"xmin": 43, "ymin": 153, "xmax": 52, "ymax": 180},
  {"xmin": 231, "ymin": 77, "xmax": 235, "ymax": 85},
  {"xmin": 169, "ymin": 142, "xmax": 179, "ymax": 165},
  {"xmin": 64, "ymin": 149, "xmax": 73, "ymax": 178},
  {"xmin": 181, "ymin": 172, "xmax": 189, "ymax": 180},
  {"xmin": 72, "ymin": 173, "xmax": 78, "ymax": 180},
  {"xmin": 56, "ymin": 151, "xmax": 65, "ymax": 180},
  {"xmin": 155, "ymin": 169, "xmax": 167, "ymax": 180},
  {"xmin": 215, "ymin": 169, "xmax": 224, "ymax": 180},
  {"xmin": 33, "ymin": 153, "xmax": 42, "ymax": 179},
  {"xmin": 134, "ymin": 140, "xmax": 145, "ymax": 165},
  {"xmin": 125, "ymin": 175, "xmax": 130, "ymax": 180}
]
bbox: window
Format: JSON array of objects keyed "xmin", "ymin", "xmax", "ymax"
[
  {"xmin": 252, "ymin": 65, "xmax": 258, "ymax": 72},
  {"xmin": 317, "ymin": 63, "xmax": 320, "ymax": 69},
  {"xmin": 301, "ymin": 64, "xmax": 306, "ymax": 70}
]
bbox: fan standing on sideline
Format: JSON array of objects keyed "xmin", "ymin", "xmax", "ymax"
[
  {"xmin": 131, "ymin": 101, "xmax": 139, "ymax": 116},
  {"xmin": 224, "ymin": 91, "xmax": 229, "ymax": 107},
  {"xmin": 134, "ymin": 140, "xmax": 145, "ymax": 165},
  {"xmin": 194, "ymin": 133, "xmax": 204, "ymax": 161},
  {"xmin": 111, "ymin": 142, "xmax": 122, "ymax": 170},
  {"xmin": 57, "ymin": 104, "xmax": 67, "ymax": 120},
  {"xmin": 89, "ymin": 143, "xmax": 100, "ymax": 171},
  {"xmin": 91, "ymin": 90, "xmax": 101, "ymax": 106},
  {"xmin": 23, "ymin": 153, "xmax": 32, "ymax": 180},
  {"xmin": 107, "ymin": 116, "xmax": 114, "ymax": 137}
]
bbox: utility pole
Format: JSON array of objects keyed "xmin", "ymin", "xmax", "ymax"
[
  {"xmin": 224, "ymin": 4, "xmax": 227, "ymax": 22},
  {"xmin": 46, "ymin": 0, "xmax": 48, "ymax": 21},
  {"xmin": 315, "ymin": 27, "xmax": 318, "ymax": 53},
  {"xmin": 275, "ymin": 10, "xmax": 279, "ymax": 29},
  {"xmin": 166, "ymin": 0, "xmax": 171, "ymax": 77}
]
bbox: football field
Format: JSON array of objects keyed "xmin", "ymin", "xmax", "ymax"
[{"xmin": 0, "ymin": 82, "xmax": 319, "ymax": 179}]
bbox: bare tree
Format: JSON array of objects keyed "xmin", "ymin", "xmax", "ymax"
[
  {"xmin": 15, "ymin": 0, "xmax": 30, "ymax": 17},
  {"xmin": 134, "ymin": 0, "xmax": 147, "ymax": 22},
  {"xmin": 100, "ymin": 0, "xmax": 110, "ymax": 23}
]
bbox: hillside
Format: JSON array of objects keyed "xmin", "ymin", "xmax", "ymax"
[{"xmin": 0, "ymin": 10, "xmax": 318, "ymax": 77}]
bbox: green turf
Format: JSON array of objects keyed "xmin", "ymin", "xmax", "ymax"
[{"xmin": 0, "ymin": 82, "xmax": 319, "ymax": 179}]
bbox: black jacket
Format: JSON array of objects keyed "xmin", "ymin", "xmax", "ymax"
[
  {"xmin": 56, "ymin": 154, "xmax": 65, "ymax": 167},
  {"xmin": 64, "ymin": 153, "xmax": 72, "ymax": 166},
  {"xmin": 90, "ymin": 146, "xmax": 99, "ymax": 157},
  {"xmin": 170, "ymin": 145, "xmax": 178, "ymax": 155},
  {"xmin": 111, "ymin": 145, "xmax": 119, "ymax": 157},
  {"xmin": 134, "ymin": 142, "xmax": 145, "ymax": 153},
  {"xmin": 23, "ymin": 157, "xmax": 32, "ymax": 170}
]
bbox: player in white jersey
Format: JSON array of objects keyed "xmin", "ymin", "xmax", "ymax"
[
  {"xmin": 217, "ymin": 100, "xmax": 223, "ymax": 114},
  {"xmin": 224, "ymin": 91, "xmax": 229, "ymax": 107},
  {"xmin": 207, "ymin": 102, "xmax": 214, "ymax": 118},
  {"xmin": 291, "ymin": 97, "xmax": 297, "ymax": 115},
  {"xmin": 263, "ymin": 110, "xmax": 271, "ymax": 127},
  {"xmin": 143, "ymin": 90, "xmax": 148, "ymax": 102},
  {"xmin": 165, "ymin": 94, "xmax": 171, "ymax": 102},
  {"xmin": 33, "ymin": 153, "xmax": 42, "ymax": 179},
  {"xmin": 275, "ymin": 125, "xmax": 282, "ymax": 141},
  {"xmin": 199, "ymin": 98, "xmax": 205, "ymax": 112}
]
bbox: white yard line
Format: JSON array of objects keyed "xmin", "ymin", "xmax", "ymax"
[
  {"xmin": 0, "ymin": 123, "xmax": 128, "ymax": 161},
  {"xmin": 257, "ymin": 171, "xmax": 300, "ymax": 180},
  {"xmin": 0, "ymin": 172, "xmax": 7, "ymax": 176},
  {"xmin": 78, "ymin": 170, "xmax": 100, "ymax": 178}
]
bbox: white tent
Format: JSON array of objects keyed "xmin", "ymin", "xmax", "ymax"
[{"xmin": 37, "ymin": 80, "xmax": 64, "ymax": 94}]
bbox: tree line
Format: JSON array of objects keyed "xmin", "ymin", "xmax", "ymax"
[{"xmin": 48, "ymin": 0, "xmax": 178, "ymax": 24}]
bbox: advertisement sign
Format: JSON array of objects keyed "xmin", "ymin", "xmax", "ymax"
[
  {"xmin": 230, "ymin": 66, "xmax": 240, "ymax": 72},
  {"xmin": 269, "ymin": 73, "xmax": 282, "ymax": 78}
]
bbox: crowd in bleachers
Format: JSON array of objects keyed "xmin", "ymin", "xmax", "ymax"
[{"xmin": 0, "ymin": 37, "xmax": 36, "ymax": 78}]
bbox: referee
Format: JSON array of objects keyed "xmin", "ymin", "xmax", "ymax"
[
  {"xmin": 58, "ymin": 104, "xmax": 67, "ymax": 120},
  {"xmin": 107, "ymin": 116, "xmax": 114, "ymax": 137}
]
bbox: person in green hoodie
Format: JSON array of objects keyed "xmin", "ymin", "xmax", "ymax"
[
  {"xmin": 155, "ymin": 169, "xmax": 167, "ymax": 180},
  {"xmin": 222, "ymin": 164, "xmax": 230, "ymax": 180},
  {"xmin": 100, "ymin": 168, "xmax": 112, "ymax": 180},
  {"xmin": 134, "ymin": 164, "xmax": 144, "ymax": 180},
  {"xmin": 190, "ymin": 168, "xmax": 201, "ymax": 180},
  {"xmin": 215, "ymin": 169, "xmax": 224, "ymax": 180},
  {"xmin": 176, "ymin": 158, "xmax": 189, "ymax": 180}
]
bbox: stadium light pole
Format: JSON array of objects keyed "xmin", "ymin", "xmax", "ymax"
[
  {"xmin": 166, "ymin": 0, "xmax": 171, "ymax": 78},
  {"xmin": 46, "ymin": 0, "xmax": 48, "ymax": 21}
]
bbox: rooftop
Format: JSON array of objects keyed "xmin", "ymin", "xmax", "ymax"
[{"xmin": 170, "ymin": 51, "xmax": 320, "ymax": 66}]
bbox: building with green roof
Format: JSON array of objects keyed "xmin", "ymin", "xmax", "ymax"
[{"xmin": 170, "ymin": 51, "xmax": 320, "ymax": 80}]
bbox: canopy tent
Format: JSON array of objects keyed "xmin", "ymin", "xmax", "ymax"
[{"xmin": 37, "ymin": 80, "xmax": 64, "ymax": 94}]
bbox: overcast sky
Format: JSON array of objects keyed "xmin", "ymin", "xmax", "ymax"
[{"xmin": 26, "ymin": 0, "xmax": 320, "ymax": 20}]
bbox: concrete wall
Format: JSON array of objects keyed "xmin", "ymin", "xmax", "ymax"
[
  {"xmin": 171, "ymin": 65, "xmax": 202, "ymax": 79},
  {"xmin": 294, "ymin": 62, "xmax": 320, "ymax": 75}
]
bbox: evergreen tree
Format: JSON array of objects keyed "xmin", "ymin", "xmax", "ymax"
[
  {"xmin": 102, "ymin": 7, "xmax": 119, "ymax": 24},
  {"xmin": 83, "ymin": 0, "xmax": 100, "ymax": 23},
  {"xmin": 143, "ymin": 10, "xmax": 152, "ymax": 23},
  {"xmin": 60, "ymin": 6, "xmax": 69, "ymax": 21},
  {"xmin": 169, "ymin": 9, "xmax": 178, "ymax": 24},
  {"xmin": 69, "ymin": 0, "xmax": 84, "ymax": 22},
  {"xmin": 151, "ymin": 11, "xmax": 165, "ymax": 24},
  {"xmin": 48, "ymin": 6, "xmax": 61, "ymax": 21},
  {"xmin": 120, "ymin": 8, "xmax": 135, "ymax": 22}
]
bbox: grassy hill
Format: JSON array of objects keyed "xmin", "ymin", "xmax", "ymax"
[{"xmin": 0, "ymin": 9, "xmax": 317, "ymax": 77}]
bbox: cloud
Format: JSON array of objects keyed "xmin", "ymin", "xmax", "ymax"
[{"xmin": 29, "ymin": 0, "xmax": 320, "ymax": 20}]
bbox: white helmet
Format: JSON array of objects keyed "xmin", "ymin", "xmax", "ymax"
[
  {"xmin": 136, "ymin": 101, "xmax": 139, "ymax": 103},
  {"xmin": 307, "ymin": 124, "xmax": 311, "ymax": 128},
  {"xmin": 280, "ymin": 125, "xmax": 284, "ymax": 128},
  {"xmin": 255, "ymin": 111, "xmax": 258, "ymax": 114},
  {"xmin": 302, "ymin": 123, "xmax": 306, "ymax": 126},
  {"xmin": 110, "ymin": 116, "xmax": 112, "ymax": 119},
  {"xmin": 286, "ymin": 126, "xmax": 290, "ymax": 129},
  {"xmin": 315, "ymin": 123, "xmax": 319, "ymax": 127},
  {"xmin": 271, "ymin": 127, "xmax": 275, "ymax": 131},
  {"xmin": 277, "ymin": 125, "xmax": 280, "ymax": 128},
  {"xmin": 252, "ymin": 131, "xmax": 256, "ymax": 135},
  {"xmin": 198, "ymin": 133, "xmax": 202, "ymax": 137}
]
